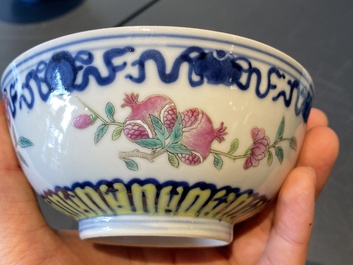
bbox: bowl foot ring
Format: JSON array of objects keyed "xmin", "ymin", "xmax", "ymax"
[{"xmin": 79, "ymin": 215, "xmax": 233, "ymax": 247}]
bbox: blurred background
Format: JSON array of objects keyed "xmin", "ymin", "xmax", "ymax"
[{"xmin": 0, "ymin": 1, "xmax": 352, "ymax": 264}]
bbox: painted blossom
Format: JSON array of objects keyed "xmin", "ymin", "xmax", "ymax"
[
  {"xmin": 243, "ymin": 128, "xmax": 270, "ymax": 169},
  {"xmin": 72, "ymin": 114, "xmax": 93, "ymax": 129}
]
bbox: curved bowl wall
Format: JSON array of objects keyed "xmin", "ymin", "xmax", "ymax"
[{"xmin": 1, "ymin": 26, "xmax": 313, "ymax": 247}]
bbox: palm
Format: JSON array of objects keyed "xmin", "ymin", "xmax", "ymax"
[{"xmin": 0, "ymin": 105, "xmax": 338, "ymax": 265}]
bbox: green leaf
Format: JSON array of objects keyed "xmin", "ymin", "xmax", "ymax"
[
  {"xmin": 276, "ymin": 117, "xmax": 285, "ymax": 140},
  {"xmin": 169, "ymin": 114, "xmax": 183, "ymax": 145},
  {"xmin": 275, "ymin": 146, "xmax": 284, "ymax": 164},
  {"xmin": 289, "ymin": 136, "xmax": 297, "ymax": 151},
  {"xmin": 17, "ymin": 151, "xmax": 29, "ymax": 167},
  {"xmin": 122, "ymin": 158, "xmax": 138, "ymax": 171},
  {"xmin": 267, "ymin": 150, "xmax": 273, "ymax": 166},
  {"xmin": 150, "ymin": 115, "xmax": 169, "ymax": 147},
  {"xmin": 18, "ymin": 136, "xmax": 34, "ymax": 148},
  {"xmin": 213, "ymin": 154, "xmax": 223, "ymax": 170},
  {"xmin": 94, "ymin": 124, "xmax": 108, "ymax": 144},
  {"xmin": 112, "ymin": 126, "xmax": 123, "ymax": 141},
  {"xmin": 167, "ymin": 143, "xmax": 191, "ymax": 154},
  {"xmin": 244, "ymin": 146, "xmax": 252, "ymax": 156},
  {"xmin": 168, "ymin": 153, "xmax": 180, "ymax": 168},
  {"xmin": 105, "ymin": 102, "xmax": 115, "ymax": 122},
  {"xmin": 135, "ymin": 138, "xmax": 163, "ymax": 149},
  {"xmin": 228, "ymin": 138, "xmax": 239, "ymax": 154}
]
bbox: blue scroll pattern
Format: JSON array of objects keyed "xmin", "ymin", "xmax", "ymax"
[{"xmin": 3, "ymin": 46, "xmax": 313, "ymax": 122}]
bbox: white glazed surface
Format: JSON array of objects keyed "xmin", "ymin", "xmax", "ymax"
[{"xmin": 1, "ymin": 26, "xmax": 313, "ymax": 246}]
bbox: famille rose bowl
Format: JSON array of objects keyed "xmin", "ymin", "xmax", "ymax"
[{"xmin": 1, "ymin": 26, "xmax": 313, "ymax": 247}]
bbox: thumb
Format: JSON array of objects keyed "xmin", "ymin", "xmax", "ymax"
[
  {"xmin": 259, "ymin": 166, "xmax": 316, "ymax": 265},
  {"xmin": 0, "ymin": 101, "xmax": 50, "ymax": 247}
]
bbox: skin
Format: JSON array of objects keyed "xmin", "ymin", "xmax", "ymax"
[{"xmin": 0, "ymin": 103, "xmax": 339, "ymax": 265}]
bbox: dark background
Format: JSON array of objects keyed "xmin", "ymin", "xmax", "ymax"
[{"xmin": 0, "ymin": 1, "xmax": 351, "ymax": 264}]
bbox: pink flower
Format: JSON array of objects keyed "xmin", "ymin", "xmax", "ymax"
[
  {"xmin": 243, "ymin": 128, "xmax": 270, "ymax": 169},
  {"xmin": 72, "ymin": 114, "xmax": 92, "ymax": 129}
]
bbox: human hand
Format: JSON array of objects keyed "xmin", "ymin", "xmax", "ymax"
[{"xmin": 0, "ymin": 102, "xmax": 338, "ymax": 265}]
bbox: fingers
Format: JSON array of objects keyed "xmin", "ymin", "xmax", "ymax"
[
  {"xmin": 306, "ymin": 108, "xmax": 329, "ymax": 129},
  {"xmin": 0, "ymin": 102, "xmax": 48, "ymax": 240},
  {"xmin": 259, "ymin": 166, "xmax": 316, "ymax": 265},
  {"xmin": 297, "ymin": 108, "xmax": 339, "ymax": 197}
]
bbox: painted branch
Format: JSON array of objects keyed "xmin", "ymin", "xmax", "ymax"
[{"xmin": 118, "ymin": 149, "xmax": 166, "ymax": 162}]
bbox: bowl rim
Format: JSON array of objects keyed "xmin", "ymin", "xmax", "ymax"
[{"xmin": 1, "ymin": 26, "xmax": 313, "ymax": 89}]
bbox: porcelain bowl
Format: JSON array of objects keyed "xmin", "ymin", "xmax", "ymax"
[{"xmin": 1, "ymin": 26, "xmax": 313, "ymax": 247}]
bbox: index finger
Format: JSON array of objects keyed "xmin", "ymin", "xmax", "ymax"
[
  {"xmin": 297, "ymin": 108, "xmax": 339, "ymax": 197},
  {"xmin": 306, "ymin": 108, "xmax": 329, "ymax": 130}
]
